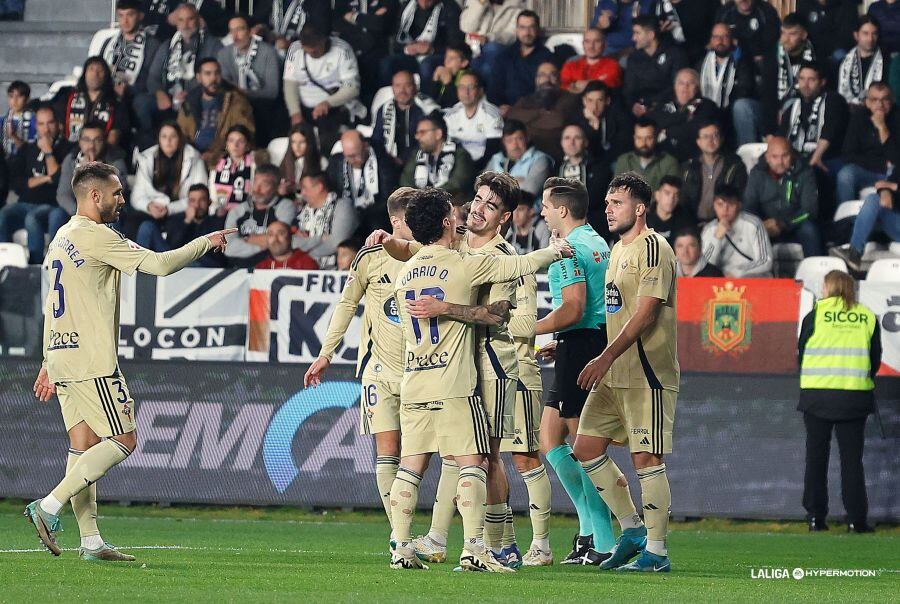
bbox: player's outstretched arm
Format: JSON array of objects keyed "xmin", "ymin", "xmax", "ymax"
[
  {"xmin": 467, "ymin": 230, "xmax": 573, "ymax": 286},
  {"xmin": 406, "ymin": 297, "xmax": 511, "ymax": 326},
  {"xmin": 137, "ymin": 228, "xmax": 237, "ymax": 276},
  {"xmin": 33, "ymin": 367, "xmax": 56, "ymax": 403}
]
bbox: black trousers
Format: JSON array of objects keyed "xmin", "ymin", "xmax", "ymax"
[{"xmin": 802, "ymin": 412, "xmax": 869, "ymax": 524}]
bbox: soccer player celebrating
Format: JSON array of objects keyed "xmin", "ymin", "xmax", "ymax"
[
  {"xmin": 387, "ymin": 187, "xmax": 570, "ymax": 572},
  {"xmin": 575, "ymin": 171, "xmax": 679, "ymax": 573},
  {"xmin": 28, "ymin": 162, "xmax": 235, "ymax": 559},
  {"xmin": 304, "ymin": 187, "xmax": 418, "ymax": 554},
  {"xmin": 535, "ymin": 177, "xmax": 615, "ymax": 566}
]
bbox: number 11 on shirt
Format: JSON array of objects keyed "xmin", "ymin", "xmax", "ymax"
[{"xmin": 404, "ymin": 287, "xmax": 445, "ymax": 344}]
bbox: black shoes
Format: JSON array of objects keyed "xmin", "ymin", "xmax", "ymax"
[
  {"xmin": 848, "ymin": 522, "xmax": 875, "ymax": 534},
  {"xmin": 561, "ymin": 534, "xmax": 594, "ymax": 564},
  {"xmin": 808, "ymin": 518, "xmax": 829, "ymax": 532}
]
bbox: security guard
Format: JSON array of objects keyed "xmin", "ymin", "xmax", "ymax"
[{"xmin": 798, "ymin": 271, "xmax": 882, "ymax": 533}]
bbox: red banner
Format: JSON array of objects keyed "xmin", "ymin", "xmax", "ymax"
[{"xmin": 677, "ymin": 278, "xmax": 802, "ymax": 374}]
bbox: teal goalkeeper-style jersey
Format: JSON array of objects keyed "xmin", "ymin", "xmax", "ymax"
[{"xmin": 548, "ymin": 223, "xmax": 610, "ymax": 331}]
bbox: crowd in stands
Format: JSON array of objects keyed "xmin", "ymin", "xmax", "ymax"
[{"xmin": 1, "ymin": 0, "xmax": 898, "ymax": 274}]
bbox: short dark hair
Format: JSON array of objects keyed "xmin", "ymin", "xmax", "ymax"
[
  {"xmin": 228, "ymin": 13, "xmax": 251, "ymax": 28},
  {"xmin": 115, "ymin": 0, "xmax": 143, "ymax": 10},
  {"xmin": 632, "ymin": 15, "xmax": 660, "ymax": 34},
  {"xmin": 857, "ymin": 14, "xmax": 880, "ymax": 31},
  {"xmin": 781, "ymin": 12, "xmax": 807, "ymax": 31},
  {"xmin": 188, "ymin": 183, "xmax": 211, "ymax": 197},
  {"xmin": 387, "ymin": 186, "xmax": 417, "ymax": 217},
  {"xmin": 195, "ymin": 57, "xmax": 219, "ymax": 74},
  {"xmin": 446, "ymin": 43, "xmax": 473, "ymax": 63},
  {"xmin": 72, "ymin": 161, "xmax": 119, "ymax": 194},
  {"xmin": 607, "ymin": 172, "xmax": 652, "ymax": 206},
  {"xmin": 517, "ymin": 9, "xmax": 540, "ymax": 28},
  {"xmin": 695, "ymin": 119, "xmax": 721, "ymax": 135},
  {"xmin": 796, "ymin": 60, "xmax": 824, "ymax": 79},
  {"xmin": 543, "ymin": 176, "xmax": 589, "ymax": 220},
  {"xmin": 502, "ymin": 119, "xmax": 527, "ymax": 138},
  {"xmin": 673, "ymin": 227, "xmax": 701, "ymax": 245},
  {"xmin": 301, "ymin": 170, "xmax": 332, "ymax": 191},
  {"xmin": 337, "ymin": 238, "xmax": 362, "ymax": 252},
  {"xmin": 474, "ymin": 171, "xmax": 521, "ymax": 214},
  {"xmin": 299, "ymin": 24, "xmax": 327, "ymax": 47},
  {"xmin": 7, "ymin": 80, "xmax": 31, "ymax": 98},
  {"xmin": 458, "ymin": 70, "xmax": 484, "ymax": 89},
  {"xmin": 634, "ymin": 117, "xmax": 658, "ymax": 133},
  {"xmin": 713, "ymin": 183, "xmax": 742, "ymax": 204},
  {"xmin": 255, "ymin": 163, "xmax": 281, "ymax": 182},
  {"xmin": 405, "ymin": 188, "xmax": 453, "ymax": 245},
  {"xmin": 658, "ymin": 175, "xmax": 683, "ymax": 190},
  {"xmin": 79, "ymin": 120, "xmax": 107, "ymax": 135},
  {"xmin": 420, "ymin": 112, "xmax": 448, "ymax": 139},
  {"xmin": 581, "ymin": 80, "xmax": 610, "ymax": 98},
  {"xmin": 226, "ymin": 124, "xmax": 255, "ymax": 147}
]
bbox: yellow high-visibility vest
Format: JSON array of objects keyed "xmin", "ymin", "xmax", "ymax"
[{"xmin": 800, "ymin": 296, "xmax": 876, "ymax": 391}]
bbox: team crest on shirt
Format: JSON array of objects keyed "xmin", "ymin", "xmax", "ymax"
[
  {"xmin": 702, "ymin": 282, "xmax": 752, "ymax": 353},
  {"xmin": 383, "ymin": 297, "xmax": 401, "ymax": 324},
  {"xmin": 127, "ymin": 239, "xmax": 143, "ymax": 250},
  {"xmin": 605, "ymin": 282, "xmax": 622, "ymax": 313}
]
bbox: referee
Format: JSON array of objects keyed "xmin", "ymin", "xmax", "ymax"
[{"xmin": 798, "ymin": 270, "xmax": 882, "ymax": 533}]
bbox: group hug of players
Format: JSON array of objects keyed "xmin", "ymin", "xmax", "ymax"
[{"xmin": 303, "ymin": 170, "xmax": 679, "ymax": 573}]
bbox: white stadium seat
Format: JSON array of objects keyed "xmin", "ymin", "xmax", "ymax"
[
  {"xmin": 546, "ymin": 33, "xmax": 584, "ymax": 55},
  {"xmin": 772, "ymin": 242, "xmax": 803, "ymax": 278},
  {"xmin": 267, "ymin": 137, "xmax": 289, "ymax": 167},
  {"xmin": 866, "ymin": 258, "xmax": 900, "ymax": 282},
  {"xmin": 833, "ymin": 200, "xmax": 863, "ymax": 222},
  {"xmin": 795, "ymin": 256, "xmax": 848, "ymax": 297},
  {"xmin": 0, "ymin": 243, "xmax": 28, "ymax": 269},
  {"xmin": 736, "ymin": 143, "xmax": 767, "ymax": 173},
  {"xmin": 88, "ymin": 27, "xmax": 119, "ymax": 58}
]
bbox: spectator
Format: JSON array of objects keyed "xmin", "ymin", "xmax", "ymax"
[
  {"xmin": 571, "ymin": 81, "xmax": 631, "ymax": 161},
  {"xmin": 253, "ymin": 0, "xmax": 331, "ymax": 51},
  {"xmin": 328, "ymin": 130, "xmax": 399, "ymax": 234},
  {"xmin": 652, "ymin": 0, "xmax": 716, "ymax": 64},
  {"xmin": 292, "ymin": 172, "xmax": 359, "ymax": 269},
  {"xmin": 218, "ymin": 14, "xmax": 282, "ymax": 145},
  {"xmin": 487, "ymin": 10, "xmax": 555, "ymax": 112},
  {"xmin": 332, "ymin": 0, "xmax": 398, "ymax": 105},
  {"xmin": 1, "ymin": 107, "xmax": 72, "ymax": 264},
  {"xmin": 623, "ymin": 15, "xmax": 689, "ymax": 116},
  {"xmin": 53, "ymin": 57, "xmax": 128, "ymax": 147},
  {"xmin": 148, "ymin": 3, "xmax": 223, "ymax": 118},
  {"xmin": 558, "ymin": 123, "xmax": 611, "ymax": 237},
  {"xmin": 461, "ymin": 0, "xmax": 527, "ymax": 81},
  {"xmin": 1, "ymin": 81, "xmax": 36, "ymax": 158},
  {"xmin": 796, "ymin": 0, "xmax": 858, "ymax": 67},
  {"xmin": 680, "ymin": 120, "xmax": 748, "ymax": 221},
  {"xmin": 278, "ymin": 122, "xmax": 327, "ymax": 199},
  {"xmin": 380, "ymin": 0, "xmax": 464, "ymax": 85},
  {"xmin": 648, "ymin": 68, "xmax": 719, "ymax": 162},
  {"xmin": 335, "ymin": 238, "xmax": 362, "ymax": 271},
  {"xmin": 254, "ymin": 219, "xmax": 319, "ymax": 269},
  {"xmin": 506, "ymin": 62, "xmax": 580, "ymax": 162},
  {"xmin": 400, "ymin": 112, "xmax": 474, "ymax": 195},
  {"xmin": 647, "ymin": 174, "xmax": 694, "ymax": 243},
  {"xmin": 97, "ymin": 0, "xmax": 162, "ymax": 148},
  {"xmin": 0, "ymin": 149, "xmax": 7, "ymax": 206},
  {"xmin": 614, "ymin": 118, "xmax": 680, "ymax": 192},
  {"xmin": 715, "ymin": 0, "xmax": 781, "ymax": 67},
  {"xmin": 778, "ymin": 61, "xmax": 847, "ymax": 174},
  {"xmin": 868, "ymin": 0, "xmax": 900, "ymax": 57},
  {"xmin": 485, "ymin": 119, "xmax": 553, "ymax": 204},
  {"xmin": 129, "ymin": 120, "xmax": 207, "ymax": 239},
  {"xmin": 837, "ymin": 82, "xmax": 899, "ymax": 203},
  {"xmin": 762, "ymin": 13, "xmax": 815, "ymax": 135},
  {"xmin": 371, "ymin": 70, "xmax": 440, "ymax": 166},
  {"xmin": 673, "ymin": 227, "xmax": 723, "ymax": 276},
  {"xmin": 283, "ymin": 26, "xmax": 362, "ymax": 155},
  {"xmin": 699, "ymin": 22, "xmax": 760, "ymax": 145},
  {"xmin": 177, "ymin": 58, "xmax": 255, "ymax": 169},
  {"xmin": 225, "ymin": 163, "xmax": 297, "ymax": 265},
  {"xmin": 426, "ymin": 43, "xmax": 473, "ymax": 108},
  {"xmin": 744, "ymin": 136, "xmax": 823, "ymax": 257},
  {"xmin": 832, "ymin": 174, "xmax": 900, "ymax": 269},
  {"xmin": 505, "ymin": 196, "xmax": 550, "ymax": 253},
  {"xmin": 444, "ymin": 71, "xmax": 504, "ymax": 169},
  {"xmin": 56, "ymin": 121, "xmax": 130, "ymax": 218},
  {"xmin": 560, "ymin": 27, "xmax": 623, "ymax": 93},
  {"xmin": 701, "ymin": 184, "xmax": 774, "ymax": 277},
  {"xmin": 208, "ymin": 124, "xmax": 269, "ymax": 216},
  {"xmin": 137, "ymin": 183, "xmax": 227, "ymax": 268},
  {"xmin": 838, "ymin": 16, "xmax": 889, "ymax": 107},
  {"xmin": 592, "ymin": 0, "xmax": 654, "ymax": 56}
]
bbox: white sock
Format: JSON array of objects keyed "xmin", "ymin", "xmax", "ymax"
[
  {"xmin": 619, "ymin": 513, "xmax": 643, "ymax": 531},
  {"xmin": 81, "ymin": 534, "xmax": 104, "ymax": 549},
  {"xmin": 40, "ymin": 494, "xmax": 63, "ymax": 516},
  {"xmin": 646, "ymin": 539, "xmax": 667, "ymax": 556},
  {"xmin": 532, "ymin": 537, "xmax": 550, "ymax": 552},
  {"xmin": 426, "ymin": 530, "xmax": 447, "ymax": 547}
]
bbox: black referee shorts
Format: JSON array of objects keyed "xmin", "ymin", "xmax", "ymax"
[{"xmin": 544, "ymin": 326, "xmax": 607, "ymax": 419}]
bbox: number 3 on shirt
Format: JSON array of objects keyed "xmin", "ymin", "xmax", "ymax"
[
  {"xmin": 404, "ymin": 287, "xmax": 445, "ymax": 344},
  {"xmin": 50, "ymin": 260, "xmax": 65, "ymax": 318}
]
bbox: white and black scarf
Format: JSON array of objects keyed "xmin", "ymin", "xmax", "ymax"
[
  {"xmin": 655, "ymin": 0, "xmax": 685, "ymax": 44},
  {"xmin": 295, "ymin": 191, "xmax": 339, "ymax": 240},
  {"xmin": 212, "ymin": 154, "xmax": 254, "ymax": 212},
  {"xmin": 396, "ymin": 0, "xmax": 442, "ymax": 46},
  {"xmin": 700, "ymin": 52, "xmax": 736, "ymax": 108},
  {"xmin": 64, "ymin": 91, "xmax": 114, "ymax": 142},
  {"xmin": 838, "ymin": 47, "xmax": 884, "ymax": 104},
  {"xmin": 234, "ymin": 35, "xmax": 263, "ymax": 91},
  {"xmin": 103, "ymin": 29, "xmax": 148, "ymax": 86},
  {"xmin": 413, "ymin": 141, "xmax": 457, "ymax": 188},
  {"xmin": 560, "ymin": 158, "xmax": 586, "ymax": 182},
  {"xmin": 165, "ymin": 29, "xmax": 206, "ymax": 90},
  {"xmin": 380, "ymin": 100, "xmax": 407, "ymax": 158},
  {"xmin": 342, "ymin": 151, "xmax": 379, "ymax": 209},
  {"xmin": 787, "ymin": 94, "xmax": 826, "ymax": 155},
  {"xmin": 272, "ymin": 0, "xmax": 307, "ymax": 37},
  {"xmin": 777, "ymin": 41, "xmax": 814, "ymax": 102},
  {"xmin": 1, "ymin": 110, "xmax": 34, "ymax": 155}
]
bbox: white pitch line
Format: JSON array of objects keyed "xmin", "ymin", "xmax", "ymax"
[{"xmin": 0, "ymin": 545, "xmax": 385, "ymax": 556}]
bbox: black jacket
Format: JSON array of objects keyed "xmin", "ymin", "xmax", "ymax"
[
  {"xmin": 646, "ymin": 204, "xmax": 696, "ymax": 245},
  {"xmin": 332, "ymin": 0, "xmax": 398, "ymax": 56},
  {"xmin": 795, "ymin": 0, "xmax": 858, "ymax": 67},
  {"xmin": 569, "ymin": 99, "xmax": 633, "ymax": 161},
  {"xmin": 166, "ymin": 213, "xmax": 227, "ymax": 268},
  {"xmin": 653, "ymin": 0, "xmax": 718, "ymax": 63},
  {"xmin": 715, "ymin": 0, "xmax": 780, "ymax": 60},
  {"xmin": 648, "ymin": 94, "xmax": 721, "ymax": 162},
  {"xmin": 777, "ymin": 92, "xmax": 848, "ymax": 160},
  {"xmin": 680, "ymin": 152, "xmax": 748, "ymax": 221},
  {"xmin": 559, "ymin": 155, "xmax": 612, "ymax": 240},
  {"xmin": 841, "ymin": 106, "xmax": 900, "ymax": 173},
  {"xmin": 327, "ymin": 146, "xmax": 399, "ymax": 234},
  {"xmin": 0, "ymin": 148, "xmax": 8, "ymax": 207},
  {"xmin": 696, "ymin": 51, "xmax": 757, "ymax": 108},
  {"xmin": 11, "ymin": 138, "xmax": 74, "ymax": 204},
  {"xmin": 623, "ymin": 41, "xmax": 689, "ymax": 107}
]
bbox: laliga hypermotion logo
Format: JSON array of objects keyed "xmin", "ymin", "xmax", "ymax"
[{"xmin": 262, "ymin": 381, "xmax": 360, "ymax": 493}]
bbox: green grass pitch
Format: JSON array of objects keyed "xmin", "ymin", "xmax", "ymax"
[{"xmin": 1, "ymin": 500, "xmax": 897, "ymax": 602}]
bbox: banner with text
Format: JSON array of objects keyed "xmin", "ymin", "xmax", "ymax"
[{"xmin": 859, "ymin": 281, "xmax": 900, "ymax": 376}]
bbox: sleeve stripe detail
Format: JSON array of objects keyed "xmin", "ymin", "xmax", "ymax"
[
  {"xmin": 645, "ymin": 234, "xmax": 659, "ymax": 268},
  {"xmin": 350, "ymin": 244, "xmax": 383, "ymax": 271},
  {"xmin": 494, "ymin": 243, "xmax": 514, "ymax": 256}
]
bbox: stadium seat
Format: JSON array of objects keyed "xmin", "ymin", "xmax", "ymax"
[
  {"xmin": 772, "ymin": 242, "xmax": 803, "ymax": 278},
  {"xmin": 890, "ymin": 242, "xmax": 900, "ymax": 256},
  {"xmin": 858, "ymin": 186, "xmax": 876, "ymax": 200},
  {"xmin": 546, "ymin": 33, "xmax": 584, "ymax": 55},
  {"xmin": 87, "ymin": 27, "xmax": 118, "ymax": 58},
  {"xmin": 866, "ymin": 258, "xmax": 900, "ymax": 281},
  {"xmin": 795, "ymin": 256, "xmax": 848, "ymax": 296},
  {"xmin": 0, "ymin": 243, "xmax": 28, "ymax": 269},
  {"xmin": 370, "ymin": 85, "xmax": 393, "ymax": 119},
  {"xmin": 833, "ymin": 200, "xmax": 863, "ymax": 222},
  {"xmin": 267, "ymin": 137, "xmax": 289, "ymax": 167},
  {"xmin": 736, "ymin": 143, "xmax": 767, "ymax": 173}
]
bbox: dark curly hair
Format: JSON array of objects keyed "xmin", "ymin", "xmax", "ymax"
[
  {"xmin": 405, "ymin": 188, "xmax": 453, "ymax": 245},
  {"xmin": 474, "ymin": 171, "xmax": 520, "ymax": 214},
  {"xmin": 608, "ymin": 172, "xmax": 652, "ymax": 206}
]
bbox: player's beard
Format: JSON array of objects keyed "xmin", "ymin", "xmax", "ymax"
[{"xmin": 609, "ymin": 213, "xmax": 636, "ymax": 235}]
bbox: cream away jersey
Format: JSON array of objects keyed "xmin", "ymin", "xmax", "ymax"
[
  {"xmin": 318, "ymin": 244, "xmax": 406, "ymax": 382},
  {"xmin": 460, "ymin": 234, "xmax": 520, "ymax": 381},
  {"xmin": 509, "ymin": 274, "xmax": 542, "ymax": 391},
  {"xmin": 43, "ymin": 216, "xmax": 152, "ymax": 383},
  {"xmin": 604, "ymin": 229, "xmax": 680, "ymax": 391},
  {"xmin": 394, "ymin": 245, "xmax": 557, "ymax": 404}
]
